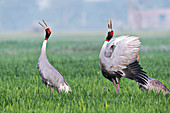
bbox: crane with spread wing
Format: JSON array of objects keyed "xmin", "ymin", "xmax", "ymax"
[{"xmin": 99, "ymin": 20, "xmax": 169, "ymax": 95}]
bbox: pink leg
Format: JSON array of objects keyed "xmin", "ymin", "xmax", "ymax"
[
  {"xmin": 118, "ymin": 83, "xmax": 120, "ymax": 91},
  {"xmin": 112, "ymin": 78, "xmax": 118, "ymax": 93},
  {"xmin": 50, "ymin": 87, "xmax": 54, "ymax": 94},
  {"xmin": 114, "ymin": 84, "xmax": 118, "ymax": 93}
]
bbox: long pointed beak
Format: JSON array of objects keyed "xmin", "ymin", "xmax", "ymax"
[{"xmin": 38, "ymin": 20, "xmax": 48, "ymax": 30}]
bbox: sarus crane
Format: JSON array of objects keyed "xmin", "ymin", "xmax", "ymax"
[
  {"xmin": 99, "ymin": 20, "xmax": 169, "ymax": 95},
  {"xmin": 37, "ymin": 20, "xmax": 71, "ymax": 94}
]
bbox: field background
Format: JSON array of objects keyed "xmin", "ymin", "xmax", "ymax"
[{"xmin": 0, "ymin": 31, "xmax": 170, "ymax": 113}]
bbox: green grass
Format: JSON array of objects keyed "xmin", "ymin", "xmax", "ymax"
[{"xmin": 0, "ymin": 31, "xmax": 170, "ymax": 113}]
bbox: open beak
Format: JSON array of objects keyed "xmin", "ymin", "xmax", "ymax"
[
  {"xmin": 38, "ymin": 20, "xmax": 48, "ymax": 30},
  {"xmin": 107, "ymin": 19, "xmax": 112, "ymax": 31}
]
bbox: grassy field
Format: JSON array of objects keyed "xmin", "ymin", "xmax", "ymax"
[{"xmin": 0, "ymin": 31, "xmax": 170, "ymax": 113}]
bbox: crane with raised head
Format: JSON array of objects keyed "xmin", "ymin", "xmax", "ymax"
[
  {"xmin": 99, "ymin": 20, "xmax": 169, "ymax": 95},
  {"xmin": 38, "ymin": 20, "xmax": 71, "ymax": 94},
  {"xmin": 99, "ymin": 20, "xmax": 147, "ymax": 93}
]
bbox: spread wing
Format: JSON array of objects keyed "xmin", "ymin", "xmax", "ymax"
[
  {"xmin": 106, "ymin": 36, "xmax": 148, "ymax": 84},
  {"xmin": 108, "ymin": 36, "xmax": 141, "ymax": 71}
]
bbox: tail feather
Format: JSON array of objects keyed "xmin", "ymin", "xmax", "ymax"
[{"xmin": 139, "ymin": 77, "xmax": 170, "ymax": 95}]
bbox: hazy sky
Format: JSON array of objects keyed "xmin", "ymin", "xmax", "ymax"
[{"xmin": 0, "ymin": 0, "xmax": 170, "ymax": 33}]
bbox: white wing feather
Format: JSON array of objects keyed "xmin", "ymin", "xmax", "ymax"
[{"xmin": 106, "ymin": 36, "xmax": 141, "ymax": 71}]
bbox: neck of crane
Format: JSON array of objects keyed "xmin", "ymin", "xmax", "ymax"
[
  {"xmin": 103, "ymin": 41, "xmax": 108, "ymax": 48},
  {"xmin": 99, "ymin": 41, "xmax": 108, "ymax": 57},
  {"xmin": 40, "ymin": 40, "xmax": 47, "ymax": 58}
]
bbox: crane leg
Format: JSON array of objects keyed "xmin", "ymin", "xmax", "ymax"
[
  {"xmin": 114, "ymin": 84, "xmax": 118, "ymax": 93},
  {"xmin": 116, "ymin": 78, "xmax": 120, "ymax": 91},
  {"xmin": 112, "ymin": 79, "xmax": 118, "ymax": 93},
  {"xmin": 50, "ymin": 87, "xmax": 54, "ymax": 94},
  {"xmin": 118, "ymin": 83, "xmax": 120, "ymax": 91}
]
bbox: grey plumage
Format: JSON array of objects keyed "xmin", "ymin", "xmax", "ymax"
[
  {"xmin": 99, "ymin": 20, "xmax": 169, "ymax": 95},
  {"xmin": 139, "ymin": 77, "xmax": 170, "ymax": 95},
  {"xmin": 99, "ymin": 35, "xmax": 148, "ymax": 92},
  {"xmin": 99, "ymin": 35, "xmax": 169, "ymax": 94},
  {"xmin": 99, "ymin": 20, "xmax": 148, "ymax": 92},
  {"xmin": 37, "ymin": 20, "xmax": 71, "ymax": 93}
]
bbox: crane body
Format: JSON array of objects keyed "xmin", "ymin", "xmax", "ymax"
[
  {"xmin": 38, "ymin": 20, "xmax": 71, "ymax": 94},
  {"xmin": 99, "ymin": 20, "xmax": 169, "ymax": 95}
]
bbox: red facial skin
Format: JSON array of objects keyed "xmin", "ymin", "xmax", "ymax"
[
  {"xmin": 105, "ymin": 30, "xmax": 114, "ymax": 42},
  {"xmin": 110, "ymin": 30, "xmax": 114, "ymax": 37},
  {"xmin": 105, "ymin": 39, "xmax": 109, "ymax": 42},
  {"xmin": 45, "ymin": 28, "xmax": 51, "ymax": 40}
]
